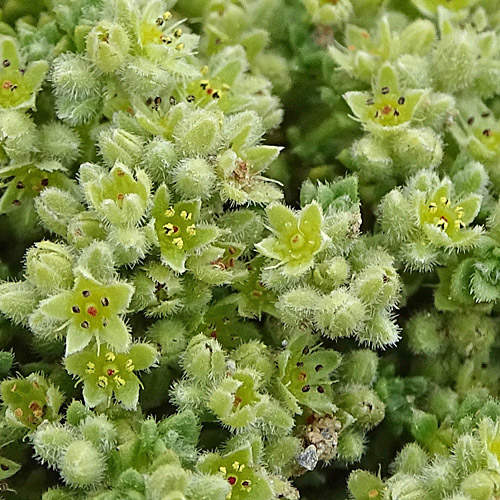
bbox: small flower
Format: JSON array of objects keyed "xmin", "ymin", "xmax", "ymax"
[
  {"xmin": 0, "ymin": 374, "xmax": 63, "ymax": 430},
  {"xmin": 344, "ymin": 63, "xmax": 425, "ymax": 133},
  {"xmin": 277, "ymin": 334, "xmax": 341, "ymax": 414},
  {"xmin": 65, "ymin": 343, "xmax": 158, "ymax": 409},
  {"xmin": 256, "ymin": 202, "xmax": 330, "ymax": 276},
  {"xmin": 39, "ymin": 271, "xmax": 134, "ymax": 355},
  {"xmin": 0, "ymin": 38, "xmax": 48, "ymax": 110},
  {"xmin": 83, "ymin": 163, "xmax": 151, "ymax": 226},
  {"xmin": 417, "ymin": 182, "xmax": 482, "ymax": 248},
  {"xmin": 198, "ymin": 445, "xmax": 273, "ymax": 500},
  {"xmin": 0, "ymin": 161, "xmax": 72, "ymax": 214},
  {"xmin": 152, "ymin": 185, "xmax": 218, "ymax": 273}
]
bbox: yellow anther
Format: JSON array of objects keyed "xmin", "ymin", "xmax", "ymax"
[
  {"xmin": 455, "ymin": 206, "xmax": 464, "ymax": 218},
  {"xmin": 165, "ymin": 207, "xmax": 175, "ymax": 217},
  {"xmin": 125, "ymin": 359, "xmax": 135, "ymax": 372},
  {"xmin": 114, "ymin": 376, "xmax": 126, "ymax": 388},
  {"xmin": 97, "ymin": 376, "xmax": 108, "ymax": 388},
  {"xmin": 164, "ymin": 222, "xmax": 175, "ymax": 234},
  {"xmin": 239, "ymin": 464, "xmax": 245, "ymax": 471},
  {"xmin": 105, "ymin": 352, "xmax": 116, "ymax": 362},
  {"xmin": 14, "ymin": 408, "xmax": 23, "ymax": 418},
  {"xmin": 440, "ymin": 196, "xmax": 450, "ymax": 206},
  {"xmin": 232, "ymin": 461, "xmax": 240, "ymax": 471},
  {"xmin": 85, "ymin": 362, "xmax": 96, "ymax": 374},
  {"xmin": 201, "ymin": 65, "xmax": 209, "ymax": 75},
  {"xmin": 173, "ymin": 237, "xmax": 184, "ymax": 249},
  {"xmin": 222, "ymin": 83, "xmax": 230, "ymax": 91},
  {"xmin": 173, "ymin": 28, "xmax": 182, "ymax": 38},
  {"xmin": 160, "ymin": 35, "xmax": 172, "ymax": 44},
  {"xmin": 186, "ymin": 224, "xmax": 196, "ymax": 236},
  {"xmin": 428, "ymin": 202, "xmax": 437, "ymax": 213},
  {"xmin": 436, "ymin": 217, "xmax": 448, "ymax": 230},
  {"xmin": 163, "ymin": 11, "xmax": 172, "ymax": 21},
  {"xmin": 455, "ymin": 219, "xmax": 466, "ymax": 229},
  {"xmin": 180, "ymin": 210, "xmax": 188, "ymax": 219},
  {"xmin": 219, "ymin": 466, "xmax": 227, "ymax": 474},
  {"xmin": 175, "ymin": 43, "xmax": 185, "ymax": 51}
]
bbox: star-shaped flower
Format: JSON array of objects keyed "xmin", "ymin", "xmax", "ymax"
[
  {"xmin": 152, "ymin": 185, "xmax": 219, "ymax": 273},
  {"xmin": 65, "ymin": 343, "xmax": 158, "ymax": 409},
  {"xmin": 344, "ymin": 63, "xmax": 425, "ymax": 133},
  {"xmin": 0, "ymin": 38, "xmax": 48, "ymax": 111},
  {"xmin": 256, "ymin": 202, "xmax": 330, "ymax": 276},
  {"xmin": 198, "ymin": 445, "xmax": 273, "ymax": 500},
  {"xmin": 39, "ymin": 271, "xmax": 134, "ymax": 355}
]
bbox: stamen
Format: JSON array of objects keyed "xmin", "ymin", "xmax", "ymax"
[
  {"xmin": 105, "ymin": 352, "xmax": 116, "ymax": 362},
  {"xmin": 398, "ymin": 96, "xmax": 405, "ymax": 105},
  {"xmin": 381, "ymin": 86, "xmax": 390, "ymax": 95},
  {"xmin": 85, "ymin": 362, "xmax": 95, "ymax": 374},
  {"xmin": 302, "ymin": 385, "xmax": 311, "ymax": 392},
  {"xmin": 173, "ymin": 237, "xmax": 184, "ymax": 248},
  {"xmin": 72, "ymin": 306, "xmax": 80, "ymax": 313},
  {"xmin": 97, "ymin": 376, "xmax": 108, "ymax": 388}
]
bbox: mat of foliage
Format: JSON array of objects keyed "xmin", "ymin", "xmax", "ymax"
[{"xmin": 0, "ymin": 0, "xmax": 500, "ymax": 499}]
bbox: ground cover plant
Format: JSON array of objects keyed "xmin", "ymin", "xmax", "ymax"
[{"xmin": 0, "ymin": 0, "xmax": 500, "ymax": 499}]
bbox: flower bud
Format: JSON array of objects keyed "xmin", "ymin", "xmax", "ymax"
[{"xmin": 86, "ymin": 22, "xmax": 130, "ymax": 73}]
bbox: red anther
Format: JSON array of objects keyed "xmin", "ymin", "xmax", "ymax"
[
  {"xmin": 382, "ymin": 105, "xmax": 392, "ymax": 115},
  {"xmin": 107, "ymin": 369, "xmax": 115, "ymax": 376},
  {"xmin": 227, "ymin": 476, "xmax": 237, "ymax": 486}
]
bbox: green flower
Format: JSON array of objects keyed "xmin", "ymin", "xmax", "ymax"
[
  {"xmin": 0, "ymin": 373, "xmax": 63, "ymax": 430},
  {"xmin": 0, "ymin": 38, "xmax": 48, "ymax": 110},
  {"xmin": 417, "ymin": 181, "xmax": 482, "ymax": 249},
  {"xmin": 65, "ymin": 343, "xmax": 158, "ymax": 409},
  {"xmin": 276, "ymin": 334, "xmax": 341, "ymax": 415},
  {"xmin": 198, "ymin": 444, "xmax": 273, "ymax": 500},
  {"xmin": 152, "ymin": 185, "xmax": 219, "ymax": 273},
  {"xmin": 0, "ymin": 161, "xmax": 72, "ymax": 214},
  {"xmin": 83, "ymin": 163, "xmax": 151, "ymax": 227},
  {"xmin": 39, "ymin": 271, "xmax": 134, "ymax": 355},
  {"xmin": 256, "ymin": 202, "xmax": 329, "ymax": 276},
  {"xmin": 344, "ymin": 63, "xmax": 425, "ymax": 133}
]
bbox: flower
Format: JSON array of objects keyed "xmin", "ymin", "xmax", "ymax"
[
  {"xmin": 256, "ymin": 202, "xmax": 330, "ymax": 276},
  {"xmin": 417, "ymin": 181, "xmax": 482, "ymax": 249},
  {"xmin": 0, "ymin": 38, "xmax": 48, "ymax": 110},
  {"xmin": 65, "ymin": 343, "xmax": 158, "ymax": 409},
  {"xmin": 344, "ymin": 63, "xmax": 425, "ymax": 133},
  {"xmin": 39, "ymin": 271, "xmax": 134, "ymax": 355},
  {"xmin": 152, "ymin": 185, "xmax": 219, "ymax": 273},
  {"xmin": 198, "ymin": 444, "xmax": 273, "ymax": 500}
]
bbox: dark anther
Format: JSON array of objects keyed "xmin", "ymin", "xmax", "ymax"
[
  {"xmin": 19, "ymin": 68, "xmax": 25, "ymax": 75},
  {"xmin": 398, "ymin": 96, "xmax": 405, "ymax": 105},
  {"xmin": 101, "ymin": 297, "xmax": 109, "ymax": 307},
  {"xmin": 296, "ymin": 361, "xmax": 304, "ymax": 367},
  {"xmin": 212, "ymin": 91, "xmax": 220, "ymax": 99},
  {"xmin": 302, "ymin": 346, "xmax": 310, "ymax": 355},
  {"xmin": 156, "ymin": 17, "xmax": 164, "ymax": 25},
  {"xmin": 317, "ymin": 386, "xmax": 325, "ymax": 393},
  {"xmin": 483, "ymin": 129, "xmax": 493, "ymax": 137},
  {"xmin": 302, "ymin": 385, "xmax": 311, "ymax": 393},
  {"xmin": 394, "ymin": 110, "xmax": 400, "ymax": 117},
  {"xmin": 72, "ymin": 306, "xmax": 80, "ymax": 313},
  {"xmin": 154, "ymin": 96, "xmax": 162, "ymax": 105},
  {"xmin": 482, "ymin": 363, "xmax": 488, "ymax": 368},
  {"xmin": 0, "ymin": 464, "xmax": 8, "ymax": 471},
  {"xmin": 467, "ymin": 117, "xmax": 475, "ymax": 125},
  {"xmin": 381, "ymin": 86, "xmax": 390, "ymax": 94},
  {"xmin": 366, "ymin": 98, "xmax": 374, "ymax": 105},
  {"xmin": 82, "ymin": 290, "xmax": 90, "ymax": 297},
  {"xmin": 146, "ymin": 97, "xmax": 153, "ymax": 106},
  {"xmin": 16, "ymin": 181, "xmax": 24, "ymax": 189},
  {"xmin": 12, "ymin": 200, "xmax": 20, "ymax": 206},
  {"xmin": 481, "ymin": 112, "xmax": 491, "ymax": 118},
  {"xmin": 102, "ymin": 319, "xmax": 108, "ymax": 327},
  {"xmin": 81, "ymin": 321, "xmax": 90, "ymax": 329},
  {"xmin": 186, "ymin": 94, "xmax": 195, "ymax": 102},
  {"xmin": 169, "ymin": 96, "xmax": 177, "ymax": 106},
  {"xmin": 2, "ymin": 60, "xmax": 10, "ymax": 67},
  {"xmin": 315, "ymin": 364, "xmax": 323, "ymax": 372},
  {"xmin": 41, "ymin": 178, "xmax": 49, "ymax": 186}
]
